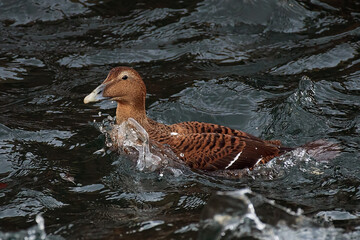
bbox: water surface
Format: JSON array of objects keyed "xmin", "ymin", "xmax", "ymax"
[{"xmin": 0, "ymin": 0, "xmax": 360, "ymax": 239}]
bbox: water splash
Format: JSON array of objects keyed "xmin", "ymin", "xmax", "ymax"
[
  {"xmin": 97, "ymin": 117, "xmax": 184, "ymax": 175},
  {"xmin": 199, "ymin": 188, "xmax": 357, "ymax": 240},
  {"xmin": 112, "ymin": 118, "xmax": 163, "ymax": 171},
  {"xmin": 0, "ymin": 214, "xmax": 50, "ymax": 240},
  {"xmin": 204, "ymin": 148, "xmax": 314, "ymax": 180}
]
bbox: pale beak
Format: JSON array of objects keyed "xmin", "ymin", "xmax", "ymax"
[{"xmin": 84, "ymin": 84, "xmax": 109, "ymax": 104}]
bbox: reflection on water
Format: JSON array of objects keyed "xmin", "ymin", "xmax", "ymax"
[{"xmin": 0, "ymin": 0, "xmax": 360, "ymax": 239}]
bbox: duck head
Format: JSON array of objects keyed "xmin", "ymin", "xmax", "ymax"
[{"xmin": 84, "ymin": 67, "xmax": 147, "ymax": 125}]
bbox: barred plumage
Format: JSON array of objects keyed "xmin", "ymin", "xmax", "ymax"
[{"xmin": 84, "ymin": 67, "xmax": 293, "ymax": 171}]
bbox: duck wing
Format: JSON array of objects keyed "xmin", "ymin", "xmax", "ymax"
[
  {"xmin": 174, "ymin": 121, "xmax": 280, "ymax": 145},
  {"xmin": 164, "ymin": 133, "xmax": 281, "ymax": 170}
]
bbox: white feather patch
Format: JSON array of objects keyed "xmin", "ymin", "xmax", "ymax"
[{"xmin": 225, "ymin": 151, "xmax": 243, "ymax": 169}]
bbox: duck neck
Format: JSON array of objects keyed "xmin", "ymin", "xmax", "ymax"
[
  {"xmin": 115, "ymin": 102, "xmax": 148, "ymax": 127},
  {"xmin": 115, "ymin": 102, "xmax": 171, "ymax": 139}
]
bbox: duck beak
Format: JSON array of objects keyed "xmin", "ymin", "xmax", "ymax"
[{"xmin": 84, "ymin": 83, "xmax": 109, "ymax": 104}]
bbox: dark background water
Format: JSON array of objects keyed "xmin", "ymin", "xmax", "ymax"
[{"xmin": 0, "ymin": 0, "xmax": 360, "ymax": 239}]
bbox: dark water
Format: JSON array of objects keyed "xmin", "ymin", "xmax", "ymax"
[{"xmin": 1, "ymin": 0, "xmax": 360, "ymax": 239}]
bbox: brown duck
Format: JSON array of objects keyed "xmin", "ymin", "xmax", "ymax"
[{"xmin": 84, "ymin": 67, "xmax": 294, "ymax": 171}]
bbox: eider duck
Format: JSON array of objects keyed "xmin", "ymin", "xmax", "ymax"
[{"xmin": 84, "ymin": 67, "xmax": 293, "ymax": 171}]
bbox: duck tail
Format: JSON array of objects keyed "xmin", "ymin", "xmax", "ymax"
[
  {"xmin": 265, "ymin": 139, "xmax": 295, "ymax": 155},
  {"xmin": 277, "ymin": 139, "xmax": 341, "ymax": 161},
  {"xmin": 278, "ymin": 146, "xmax": 296, "ymax": 155},
  {"xmin": 300, "ymin": 139, "xmax": 341, "ymax": 161}
]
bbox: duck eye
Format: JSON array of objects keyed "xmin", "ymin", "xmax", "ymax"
[{"xmin": 122, "ymin": 75, "xmax": 128, "ymax": 80}]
